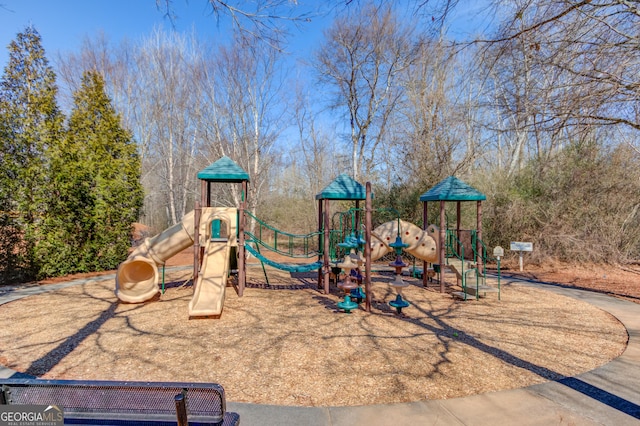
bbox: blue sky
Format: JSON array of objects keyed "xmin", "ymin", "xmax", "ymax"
[
  {"xmin": 1, "ymin": 1, "xmax": 169, "ymax": 65},
  {"xmin": 0, "ymin": 0, "xmax": 333, "ymax": 69},
  {"xmin": 0, "ymin": 1, "xmax": 496, "ymax": 160},
  {"xmin": 0, "ymin": 1, "xmax": 494, "ymax": 70}
]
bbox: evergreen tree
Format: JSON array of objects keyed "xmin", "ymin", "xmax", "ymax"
[
  {"xmin": 0, "ymin": 95, "xmax": 21, "ymax": 282},
  {"xmin": 39, "ymin": 71, "xmax": 143, "ymax": 275},
  {"xmin": 0, "ymin": 26, "xmax": 63, "ymax": 281}
]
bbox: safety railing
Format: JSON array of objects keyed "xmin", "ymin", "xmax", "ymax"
[
  {"xmin": 244, "ymin": 211, "xmax": 322, "ymax": 258},
  {"xmin": 445, "ymin": 232, "xmax": 479, "ymax": 300}
]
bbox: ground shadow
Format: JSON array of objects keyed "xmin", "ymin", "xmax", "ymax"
[
  {"xmin": 24, "ymin": 299, "xmax": 118, "ymax": 377},
  {"xmin": 394, "ymin": 281, "xmax": 640, "ymax": 419},
  {"xmin": 559, "ymin": 377, "xmax": 640, "ymax": 419}
]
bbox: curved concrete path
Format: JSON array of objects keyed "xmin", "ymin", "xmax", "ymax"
[{"xmin": 1, "ymin": 275, "xmax": 639, "ymax": 425}]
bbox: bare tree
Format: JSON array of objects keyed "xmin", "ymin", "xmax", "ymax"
[
  {"xmin": 314, "ymin": 4, "xmax": 419, "ymax": 181},
  {"xmin": 396, "ymin": 38, "xmax": 482, "ymax": 184},
  {"xmin": 155, "ymin": 0, "xmax": 320, "ymax": 48},
  {"xmin": 198, "ymin": 35, "xmax": 287, "ymax": 221},
  {"xmin": 58, "ymin": 30, "xmax": 205, "ymax": 228},
  {"xmin": 293, "ymin": 87, "xmax": 337, "ymax": 199},
  {"xmin": 430, "ymin": 0, "xmax": 640, "ymax": 152},
  {"xmin": 138, "ymin": 29, "xmax": 202, "ymax": 225},
  {"xmin": 480, "ymin": 13, "xmax": 546, "ymax": 176},
  {"xmin": 470, "ymin": 0, "xmax": 639, "ymax": 177}
]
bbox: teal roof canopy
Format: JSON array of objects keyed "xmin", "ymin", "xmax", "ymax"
[
  {"xmin": 197, "ymin": 156, "xmax": 250, "ymax": 182},
  {"xmin": 315, "ymin": 174, "xmax": 371, "ymax": 200},
  {"xmin": 419, "ymin": 176, "xmax": 486, "ymax": 202}
]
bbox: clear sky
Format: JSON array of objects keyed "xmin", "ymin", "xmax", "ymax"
[
  {"xmin": 0, "ymin": 1, "xmax": 495, "ymax": 70},
  {"xmin": 0, "ymin": 0, "xmax": 496, "ymax": 159},
  {"xmin": 0, "ymin": 0, "xmax": 337, "ymax": 70},
  {"xmin": 0, "ymin": 1, "xmax": 229, "ymax": 66}
]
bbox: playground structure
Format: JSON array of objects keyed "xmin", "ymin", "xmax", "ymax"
[
  {"xmin": 419, "ymin": 176, "xmax": 501, "ymax": 300},
  {"xmin": 116, "ymin": 204, "xmax": 238, "ymax": 317},
  {"xmin": 116, "ymin": 156, "xmax": 249, "ymax": 318},
  {"xmin": 115, "ymin": 207, "xmax": 237, "ymax": 315},
  {"xmin": 115, "ymin": 157, "xmax": 499, "ymax": 317}
]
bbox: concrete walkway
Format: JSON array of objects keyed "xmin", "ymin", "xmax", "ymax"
[{"xmin": 1, "ymin": 275, "xmax": 639, "ymax": 425}]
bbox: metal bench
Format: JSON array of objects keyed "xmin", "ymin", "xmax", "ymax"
[{"xmin": 0, "ymin": 378, "xmax": 239, "ymax": 426}]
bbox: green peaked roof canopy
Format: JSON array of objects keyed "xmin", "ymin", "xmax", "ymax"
[
  {"xmin": 197, "ymin": 156, "xmax": 250, "ymax": 182},
  {"xmin": 419, "ymin": 176, "xmax": 486, "ymax": 201},
  {"xmin": 315, "ymin": 174, "xmax": 371, "ymax": 200}
]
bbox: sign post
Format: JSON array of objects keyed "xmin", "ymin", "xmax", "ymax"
[
  {"xmin": 510, "ymin": 242, "xmax": 533, "ymax": 271},
  {"xmin": 493, "ymin": 246, "xmax": 504, "ymax": 300}
]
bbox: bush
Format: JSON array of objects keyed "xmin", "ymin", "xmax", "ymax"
[{"xmin": 481, "ymin": 142, "xmax": 640, "ymax": 264}]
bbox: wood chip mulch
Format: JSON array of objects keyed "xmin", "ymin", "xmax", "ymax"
[{"xmin": 0, "ymin": 266, "xmax": 628, "ymax": 407}]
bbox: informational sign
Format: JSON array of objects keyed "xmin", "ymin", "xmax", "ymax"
[
  {"xmin": 493, "ymin": 246, "xmax": 504, "ymax": 259},
  {"xmin": 510, "ymin": 242, "xmax": 533, "ymax": 252},
  {"xmin": 510, "ymin": 242, "xmax": 533, "ymax": 271}
]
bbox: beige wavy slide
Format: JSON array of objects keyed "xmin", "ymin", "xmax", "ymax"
[
  {"xmin": 116, "ymin": 208, "xmax": 237, "ymax": 317},
  {"xmin": 188, "ymin": 238, "xmax": 231, "ymax": 317},
  {"xmin": 370, "ymin": 220, "xmax": 439, "ymax": 263}
]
